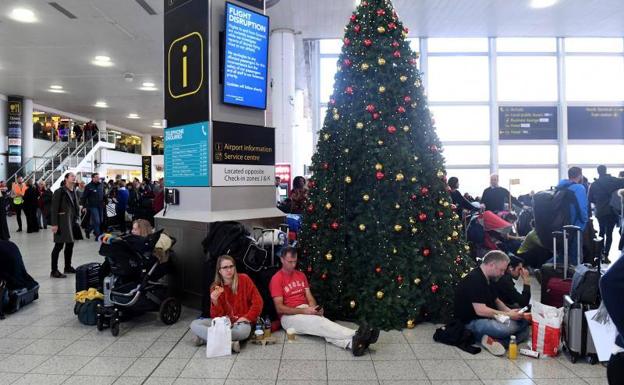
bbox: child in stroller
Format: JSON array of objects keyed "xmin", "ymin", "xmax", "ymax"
[{"xmin": 96, "ymin": 220, "xmax": 180, "ymax": 335}]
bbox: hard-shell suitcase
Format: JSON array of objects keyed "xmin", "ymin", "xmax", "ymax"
[
  {"xmin": 562, "ymin": 294, "xmax": 599, "ymax": 364},
  {"xmin": 75, "ymin": 262, "xmax": 102, "ymax": 292},
  {"xmin": 3, "ymin": 284, "xmax": 39, "ymax": 314},
  {"xmin": 540, "ymin": 226, "xmax": 581, "ymax": 307}
]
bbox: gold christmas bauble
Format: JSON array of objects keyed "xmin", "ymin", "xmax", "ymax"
[
  {"xmin": 437, "ymin": 170, "xmax": 444, "ymax": 178},
  {"xmin": 323, "ymin": 133, "xmax": 330, "ymax": 141},
  {"xmin": 403, "ymin": 125, "xmax": 410, "ymax": 132},
  {"xmin": 325, "ymin": 252, "xmax": 333, "ymax": 261},
  {"xmin": 325, "ymin": 203, "xmax": 332, "ymax": 210},
  {"xmin": 411, "ymin": 228, "xmax": 418, "ymax": 234},
  {"xmin": 411, "ymin": 177, "xmax": 417, "ymax": 183},
  {"xmin": 356, "ymin": 122, "xmax": 364, "ymax": 129},
  {"xmin": 377, "ymin": 26, "xmax": 386, "ymax": 33},
  {"xmin": 453, "ymin": 214, "xmax": 460, "ymax": 220},
  {"xmin": 376, "ymin": 291, "xmax": 384, "ymax": 299},
  {"xmin": 332, "ymin": 108, "xmax": 338, "ymax": 113},
  {"xmin": 464, "ymin": 245, "xmax": 470, "ymax": 251},
  {"xmin": 361, "ymin": 63, "xmax": 370, "ymax": 71},
  {"xmin": 447, "ymin": 236, "xmax": 452, "ymax": 241},
  {"xmin": 461, "ymin": 272, "xmax": 468, "ymax": 278},
  {"xmin": 394, "ymin": 224, "xmax": 403, "ymax": 232},
  {"xmin": 414, "ymin": 278, "xmax": 421, "ymax": 285},
  {"xmin": 452, "ymin": 231, "xmax": 459, "ymax": 238},
  {"xmin": 394, "ymin": 203, "xmax": 400, "ymax": 209},
  {"xmin": 444, "ymin": 201, "xmax": 450, "ymax": 207},
  {"xmin": 375, "ymin": 163, "xmax": 383, "ymax": 171},
  {"xmin": 393, "ymin": 247, "xmax": 398, "ymax": 254},
  {"xmin": 413, "ymin": 156, "xmax": 419, "ymax": 161},
  {"xmin": 362, "ymin": 194, "xmax": 370, "ymax": 202},
  {"xmin": 378, "ymin": 57, "xmax": 386, "ymax": 65},
  {"xmin": 377, "ymin": 140, "xmax": 384, "ymax": 146},
  {"xmin": 409, "ymin": 217, "xmax": 415, "ymax": 224},
  {"xmin": 407, "ymin": 319, "xmax": 415, "ymax": 329},
  {"xmin": 333, "ymin": 114, "xmax": 340, "ymax": 121},
  {"xmin": 400, "ymin": 75, "xmax": 408, "ymax": 82},
  {"xmin": 358, "ymin": 224, "xmax": 366, "ymax": 231},
  {"xmin": 344, "ymin": 176, "xmax": 352, "ymax": 184},
  {"xmin": 411, "ymin": 102, "xmax": 418, "ymax": 108},
  {"xmin": 350, "ymin": 300, "xmax": 356, "ymax": 309},
  {"xmin": 439, "ymin": 199, "xmax": 444, "ymax": 205},
  {"xmin": 415, "ymin": 79, "xmax": 422, "ymax": 87},
  {"xmin": 395, "ymin": 173, "xmax": 404, "ymax": 182},
  {"xmin": 378, "ymin": 86, "xmax": 386, "ymax": 93},
  {"xmin": 402, "ymin": 30, "xmax": 408, "ymax": 38}
]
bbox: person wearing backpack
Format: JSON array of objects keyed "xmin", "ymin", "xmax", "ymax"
[
  {"xmin": 588, "ymin": 166, "xmax": 624, "ymax": 262},
  {"xmin": 555, "ymin": 167, "xmax": 589, "ymax": 266}
]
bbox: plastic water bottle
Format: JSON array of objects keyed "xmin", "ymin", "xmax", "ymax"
[
  {"xmin": 254, "ymin": 317, "xmax": 264, "ymax": 339},
  {"xmin": 264, "ymin": 316, "xmax": 271, "ymax": 338}
]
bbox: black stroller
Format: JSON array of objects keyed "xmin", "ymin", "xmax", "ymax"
[{"xmin": 96, "ymin": 230, "xmax": 181, "ymax": 336}]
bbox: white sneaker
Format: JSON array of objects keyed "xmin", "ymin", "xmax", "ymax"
[
  {"xmin": 481, "ymin": 335, "xmax": 505, "ymax": 356},
  {"xmin": 231, "ymin": 341, "xmax": 241, "ymax": 353},
  {"xmin": 191, "ymin": 334, "xmax": 205, "ymax": 346}
]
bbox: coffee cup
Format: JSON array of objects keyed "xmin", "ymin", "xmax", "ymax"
[{"xmin": 286, "ymin": 328, "xmax": 296, "ymax": 341}]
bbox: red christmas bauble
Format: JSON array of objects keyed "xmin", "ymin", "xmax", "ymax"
[
  {"xmin": 331, "ymin": 222, "xmax": 340, "ymax": 230},
  {"xmin": 372, "ymin": 112, "xmax": 380, "ymax": 120},
  {"xmin": 431, "ymin": 284, "xmax": 439, "ymax": 293},
  {"xmin": 361, "ymin": 1, "xmax": 368, "ymax": 6},
  {"xmin": 397, "ymin": 275, "xmax": 404, "ymax": 283},
  {"xmin": 354, "ymin": 24, "xmax": 361, "ymax": 33},
  {"xmin": 397, "ymin": 106, "xmax": 406, "ymax": 114},
  {"xmin": 393, "ymin": 50, "xmax": 401, "ymax": 58},
  {"xmin": 345, "ymin": 86, "xmax": 354, "ymax": 95},
  {"xmin": 387, "ymin": 125, "xmax": 397, "ymax": 134},
  {"xmin": 455, "ymin": 256, "xmax": 462, "ymax": 264},
  {"xmin": 403, "ymin": 27, "xmax": 409, "ymax": 34},
  {"xmin": 420, "ymin": 187, "xmax": 429, "ymax": 195},
  {"xmin": 410, "ymin": 58, "xmax": 418, "ymax": 66},
  {"xmin": 376, "ymin": 9, "xmax": 385, "ymax": 16},
  {"xmin": 306, "ymin": 204, "xmax": 315, "ymax": 214},
  {"xmin": 375, "ymin": 171, "xmax": 385, "ymax": 181},
  {"xmin": 322, "ymin": 162, "xmax": 329, "ymax": 170},
  {"xmin": 392, "ymin": 41, "xmax": 400, "ymax": 48},
  {"xmin": 437, "ymin": 211, "xmax": 444, "ymax": 218},
  {"xmin": 388, "ymin": 22, "xmax": 397, "ymax": 30},
  {"xmin": 329, "ymin": 98, "xmax": 336, "ymax": 105},
  {"xmin": 343, "ymin": 58, "xmax": 352, "ymax": 67},
  {"xmin": 423, "ymin": 248, "xmax": 431, "ymax": 257},
  {"xmin": 308, "ymin": 180, "xmax": 316, "ymax": 189},
  {"xmin": 410, "ymin": 194, "xmax": 418, "ymax": 201},
  {"xmin": 311, "ymin": 223, "xmax": 319, "ymax": 231},
  {"xmin": 307, "ymin": 266, "xmax": 313, "ymax": 273},
  {"xmin": 350, "ymin": 14, "xmax": 357, "ymax": 22},
  {"xmin": 366, "ymin": 104, "xmax": 376, "ymax": 113},
  {"xmin": 404, "ymin": 96, "xmax": 412, "ymax": 103},
  {"xmin": 419, "ymin": 213, "xmax": 428, "ymax": 222},
  {"xmin": 364, "ymin": 38, "xmax": 372, "ymax": 47},
  {"xmin": 375, "ymin": 266, "xmax": 382, "ymax": 273},
  {"xmin": 321, "ymin": 273, "xmax": 328, "ymax": 280},
  {"xmin": 344, "ymin": 37, "xmax": 351, "ymax": 46}
]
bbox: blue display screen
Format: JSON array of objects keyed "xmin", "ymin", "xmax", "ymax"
[
  {"xmin": 223, "ymin": 2, "xmax": 269, "ymax": 110},
  {"xmin": 164, "ymin": 121, "xmax": 210, "ymax": 187}
]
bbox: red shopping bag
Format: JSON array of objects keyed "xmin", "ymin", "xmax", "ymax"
[{"xmin": 531, "ymin": 301, "xmax": 564, "ymax": 357}]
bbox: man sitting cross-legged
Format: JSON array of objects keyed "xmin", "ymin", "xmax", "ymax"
[
  {"xmin": 455, "ymin": 250, "xmax": 530, "ymax": 356},
  {"xmin": 270, "ymin": 246, "xmax": 379, "ymax": 356}
]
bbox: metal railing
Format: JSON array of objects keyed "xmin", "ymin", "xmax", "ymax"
[
  {"xmin": 42, "ymin": 137, "xmax": 98, "ymax": 186},
  {"xmin": 5, "ymin": 141, "xmax": 70, "ymax": 185}
]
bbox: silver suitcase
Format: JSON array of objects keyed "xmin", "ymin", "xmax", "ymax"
[{"xmin": 562, "ymin": 294, "xmax": 599, "ymax": 364}]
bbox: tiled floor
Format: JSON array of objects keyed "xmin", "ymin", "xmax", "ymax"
[{"xmin": 1, "ymin": 216, "xmax": 616, "ymax": 385}]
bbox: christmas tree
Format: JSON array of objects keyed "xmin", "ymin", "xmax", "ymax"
[{"xmin": 298, "ymin": 0, "xmax": 474, "ymax": 330}]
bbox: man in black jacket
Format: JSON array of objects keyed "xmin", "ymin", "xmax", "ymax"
[
  {"xmin": 80, "ymin": 173, "xmax": 104, "ymax": 239},
  {"xmin": 481, "ymin": 174, "xmax": 522, "ymax": 213},
  {"xmin": 588, "ymin": 165, "xmax": 624, "ymax": 262},
  {"xmin": 494, "ymin": 255, "xmax": 531, "ymax": 309}
]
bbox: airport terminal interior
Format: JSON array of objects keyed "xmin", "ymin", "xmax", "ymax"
[{"xmin": 1, "ymin": 0, "xmax": 624, "ymax": 384}]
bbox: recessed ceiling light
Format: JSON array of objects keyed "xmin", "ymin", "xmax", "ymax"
[
  {"xmin": 529, "ymin": 0, "xmax": 558, "ymax": 8},
  {"xmin": 139, "ymin": 86, "xmax": 158, "ymax": 91},
  {"xmin": 91, "ymin": 56, "xmax": 114, "ymax": 67},
  {"xmin": 94, "ymin": 101, "xmax": 108, "ymax": 108},
  {"xmin": 142, "ymin": 82, "xmax": 155, "ymax": 87},
  {"xmin": 48, "ymin": 89, "xmax": 66, "ymax": 94},
  {"xmin": 50, "ymin": 85, "xmax": 63, "ymax": 90},
  {"xmin": 127, "ymin": 113, "xmax": 140, "ymax": 119},
  {"xmin": 9, "ymin": 8, "xmax": 37, "ymax": 23}
]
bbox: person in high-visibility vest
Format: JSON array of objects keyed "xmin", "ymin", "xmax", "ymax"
[{"xmin": 11, "ymin": 176, "xmax": 27, "ymax": 232}]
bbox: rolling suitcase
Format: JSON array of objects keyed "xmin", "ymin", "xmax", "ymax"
[
  {"xmin": 3, "ymin": 284, "xmax": 39, "ymax": 314},
  {"xmin": 75, "ymin": 262, "xmax": 102, "ymax": 292},
  {"xmin": 562, "ymin": 294, "xmax": 599, "ymax": 364},
  {"xmin": 540, "ymin": 226, "xmax": 581, "ymax": 308}
]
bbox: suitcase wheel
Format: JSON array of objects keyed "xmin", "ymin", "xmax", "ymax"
[
  {"xmin": 569, "ymin": 352, "xmax": 578, "ymax": 364},
  {"xmin": 588, "ymin": 355, "xmax": 598, "ymax": 365},
  {"xmin": 111, "ymin": 319, "xmax": 120, "ymax": 336}
]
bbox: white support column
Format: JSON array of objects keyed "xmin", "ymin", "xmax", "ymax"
[
  {"xmin": 21, "ymin": 98, "xmax": 34, "ymax": 168},
  {"xmin": 141, "ymin": 134, "xmax": 152, "ymax": 156},
  {"xmin": 0, "ymin": 95, "xmax": 7, "ymax": 181},
  {"xmin": 270, "ymin": 29, "xmax": 296, "ymax": 173},
  {"xmin": 556, "ymin": 38, "xmax": 568, "ymax": 180},
  {"xmin": 488, "ymin": 38, "xmax": 499, "ymax": 175},
  {"xmin": 96, "ymin": 120, "xmax": 107, "ymax": 141}
]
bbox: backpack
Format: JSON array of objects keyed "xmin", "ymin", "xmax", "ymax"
[
  {"xmin": 533, "ymin": 183, "xmax": 581, "ymax": 249},
  {"xmin": 571, "ymin": 265, "xmax": 601, "ymax": 306},
  {"xmin": 433, "ymin": 320, "xmax": 481, "ymax": 355},
  {"xmin": 74, "ymin": 299, "xmax": 103, "ymax": 325}
]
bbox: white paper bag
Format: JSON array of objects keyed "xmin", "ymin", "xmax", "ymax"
[
  {"xmin": 206, "ymin": 316, "xmax": 232, "ymax": 358},
  {"xmin": 531, "ymin": 301, "xmax": 564, "ymax": 356}
]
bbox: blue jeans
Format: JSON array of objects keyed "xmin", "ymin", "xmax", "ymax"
[
  {"xmin": 466, "ymin": 318, "xmax": 530, "ymax": 347},
  {"xmin": 88, "ymin": 207, "xmax": 103, "ymax": 237}
]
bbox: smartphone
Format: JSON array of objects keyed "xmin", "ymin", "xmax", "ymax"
[{"xmin": 518, "ymin": 305, "xmax": 530, "ymax": 314}]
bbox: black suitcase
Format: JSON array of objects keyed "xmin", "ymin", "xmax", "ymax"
[
  {"xmin": 4, "ymin": 284, "xmax": 39, "ymax": 314},
  {"xmin": 75, "ymin": 263, "xmax": 102, "ymax": 292}
]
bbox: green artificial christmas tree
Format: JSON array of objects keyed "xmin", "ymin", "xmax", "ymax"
[{"xmin": 298, "ymin": 0, "xmax": 474, "ymax": 330}]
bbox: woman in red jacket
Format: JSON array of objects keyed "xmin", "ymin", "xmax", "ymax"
[{"xmin": 190, "ymin": 255, "xmax": 263, "ymax": 352}]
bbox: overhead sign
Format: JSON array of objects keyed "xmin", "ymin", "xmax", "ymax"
[
  {"xmin": 222, "ymin": 2, "xmax": 269, "ymax": 110},
  {"xmin": 568, "ymin": 106, "xmax": 624, "ymax": 140},
  {"xmin": 164, "ymin": 121, "xmax": 210, "ymax": 187},
  {"xmin": 164, "ymin": 0, "xmax": 209, "ymax": 128},
  {"xmin": 212, "ymin": 121, "xmax": 274, "ymax": 186},
  {"xmin": 7, "ymin": 96, "xmax": 23, "ymax": 175},
  {"xmin": 499, "ymin": 106, "xmax": 558, "ymax": 140},
  {"xmin": 142, "ymin": 156, "xmax": 152, "ymax": 182}
]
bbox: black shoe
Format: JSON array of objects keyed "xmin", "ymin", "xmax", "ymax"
[
  {"xmin": 64, "ymin": 266, "xmax": 76, "ymax": 274},
  {"xmin": 50, "ymin": 270, "xmax": 66, "ymax": 278},
  {"xmin": 351, "ymin": 324, "xmax": 372, "ymax": 356},
  {"xmin": 16, "ymin": 229, "xmax": 22, "ymax": 232}
]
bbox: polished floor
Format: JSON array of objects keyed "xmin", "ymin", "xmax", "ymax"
[{"xmin": 1, "ymin": 215, "xmax": 616, "ymax": 385}]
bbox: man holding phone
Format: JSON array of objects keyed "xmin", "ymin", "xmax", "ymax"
[{"xmin": 270, "ymin": 246, "xmax": 379, "ymax": 356}]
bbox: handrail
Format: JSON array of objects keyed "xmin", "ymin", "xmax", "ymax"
[
  {"xmin": 44, "ymin": 138, "xmax": 97, "ymax": 186},
  {"xmin": 5, "ymin": 141, "xmax": 71, "ymax": 185}
]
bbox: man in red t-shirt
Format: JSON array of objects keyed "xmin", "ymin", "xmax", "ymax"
[{"xmin": 270, "ymin": 246, "xmax": 379, "ymax": 356}]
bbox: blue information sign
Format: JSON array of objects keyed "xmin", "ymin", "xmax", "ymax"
[
  {"xmin": 223, "ymin": 2, "xmax": 269, "ymax": 109},
  {"xmin": 164, "ymin": 121, "xmax": 210, "ymax": 187}
]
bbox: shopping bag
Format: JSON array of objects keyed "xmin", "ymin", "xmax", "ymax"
[
  {"xmin": 531, "ymin": 301, "xmax": 564, "ymax": 357},
  {"xmin": 206, "ymin": 316, "xmax": 232, "ymax": 358}
]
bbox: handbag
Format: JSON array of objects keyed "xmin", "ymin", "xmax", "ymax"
[{"xmin": 206, "ymin": 316, "xmax": 232, "ymax": 358}]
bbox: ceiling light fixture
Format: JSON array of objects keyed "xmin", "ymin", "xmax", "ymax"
[
  {"xmin": 529, "ymin": 0, "xmax": 558, "ymax": 9},
  {"xmin": 94, "ymin": 101, "xmax": 108, "ymax": 108},
  {"xmin": 139, "ymin": 82, "xmax": 158, "ymax": 91},
  {"xmin": 9, "ymin": 8, "xmax": 37, "ymax": 23},
  {"xmin": 50, "ymin": 85, "xmax": 63, "ymax": 90},
  {"xmin": 127, "ymin": 113, "xmax": 140, "ymax": 119},
  {"xmin": 142, "ymin": 82, "xmax": 155, "ymax": 87},
  {"xmin": 48, "ymin": 88, "xmax": 66, "ymax": 94},
  {"xmin": 91, "ymin": 55, "xmax": 114, "ymax": 67}
]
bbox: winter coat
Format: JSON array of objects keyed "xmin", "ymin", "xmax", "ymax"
[
  {"xmin": 50, "ymin": 186, "xmax": 81, "ymax": 244},
  {"xmin": 588, "ymin": 174, "xmax": 624, "ymax": 218},
  {"xmin": 81, "ymin": 181, "xmax": 105, "ymax": 209}
]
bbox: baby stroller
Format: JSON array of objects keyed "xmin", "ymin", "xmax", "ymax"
[
  {"xmin": 96, "ymin": 230, "xmax": 181, "ymax": 336},
  {"xmin": 466, "ymin": 210, "xmax": 513, "ymax": 260}
]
